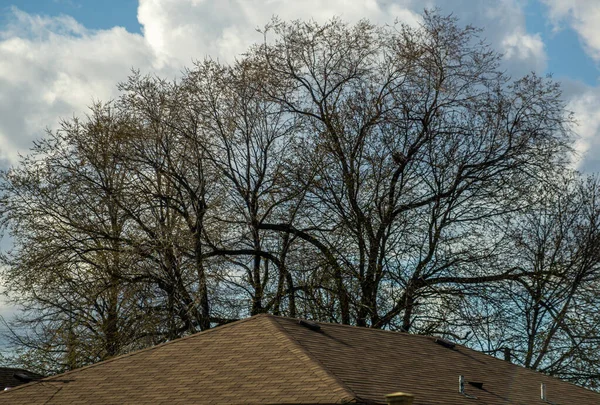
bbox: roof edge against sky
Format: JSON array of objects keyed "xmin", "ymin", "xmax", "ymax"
[
  {"xmin": 0, "ymin": 314, "xmax": 263, "ymax": 397},
  {"xmin": 2, "ymin": 313, "xmax": 599, "ymax": 404}
]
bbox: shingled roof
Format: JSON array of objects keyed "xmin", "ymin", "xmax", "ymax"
[{"xmin": 0, "ymin": 314, "xmax": 598, "ymax": 404}]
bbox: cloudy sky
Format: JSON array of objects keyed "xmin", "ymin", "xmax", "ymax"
[
  {"xmin": 0, "ymin": 0, "xmax": 599, "ymax": 171},
  {"xmin": 0, "ymin": 0, "xmax": 600, "ymax": 332}
]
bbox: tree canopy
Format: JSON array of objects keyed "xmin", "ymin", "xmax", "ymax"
[{"xmin": 2, "ymin": 11, "xmax": 599, "ymax": 389}]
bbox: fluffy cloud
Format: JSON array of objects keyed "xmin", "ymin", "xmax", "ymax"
[
  {"xmin": 560, "ymin": 81, "xmax": 600, "ymax": 172},
  {"xmin": 502, "ymin": 31, "xmax": 546, "ymax": 73},
  {"xmin": 0, "ymin": 8, "xmax": 154, "ymax": 163},
  {"xmin": 542, "ymin": 0, "xmax": 600, "ymax": 61},
  {"xmin": 432, "ymin": 0, "xmax": 547, "ymax": 75},
  {"xmin": 537, "ymin": 1, "xmax": 600, "ymax": 171},
  {"xmin": 137, "ymin": 0, "xmax": 422, "ymax": 67},
  {"xmin": 0, "ymin": 0, "xmax": 547, "ymax": 166},
  {"xmin": 136, "ymin": 0, "xmax": 543, "ymax": 72}
]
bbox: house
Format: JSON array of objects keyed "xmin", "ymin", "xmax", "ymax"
[
  {"xmin": 0, "ymin": 367, "xmax": 43, "ymax": 391},
  {"xmin": 0, "ymin": 314, "xmax": 598, "ymax": 404}
]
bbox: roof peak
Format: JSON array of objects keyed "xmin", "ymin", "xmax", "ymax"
[{"xmin": 3, "ymin": 314, "xmax": 599, "ymax": 404}]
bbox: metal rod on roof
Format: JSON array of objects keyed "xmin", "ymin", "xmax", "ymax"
[
  {"xmin": 459, "ymin": 375, "xmax": 478, "ymax": 399},
  {"xmin": 541, "ymin": 383, "xmax": 547, "ymax": 401}
]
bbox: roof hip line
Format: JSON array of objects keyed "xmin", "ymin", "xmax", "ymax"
[{"xmin": 268, "ymin": 316, "xmax": 370, "ymax": 404}]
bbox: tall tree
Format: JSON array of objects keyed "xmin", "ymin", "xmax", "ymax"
[
  {"xmin": 2, "ymin": 12, "xmax": 595, "ymax": 388},
  {"xmin": 0, "ymin": 104, "xmax": 152, "ymax": 371},
  {"xmin": 454, "ymin": 174, "xmax": 600, "ymax": 389},
  {"xmin": 248, "ymin": 13, "xmax": 573, "ymax": 328}
]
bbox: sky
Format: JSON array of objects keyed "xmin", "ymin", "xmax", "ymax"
[
  {"xmin": 0, "ymin": 0, "xmax": 599, "ymax": 338},
  {"xmin": 0, "ymin": 0, "xmax": 599, "ymax": 171}
]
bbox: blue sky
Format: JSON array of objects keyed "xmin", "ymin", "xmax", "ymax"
[
  {"xmin": 0, "ymin": 1, "xmax": 597, "ymax": 199},
  {"xmin": 0, "ymin": 0, "xmax": 600, "ymax": 328},
  {"xmin": 2, "ymin": 0, "xmax": 599, "ymax": 85},
  {"xmin": 523, "ymin": 1, "xmax": 598, "ymax": 85},
  {"xmin": 2, "ymin": 0, "xmax": 142, "ymax": 33}
]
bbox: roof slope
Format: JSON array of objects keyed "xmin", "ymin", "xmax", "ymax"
[
  {"xmin": 0, "ymin": 314, "xmax": 598, "ymax": 404},
  {"xmin": 272, "ymin": 316, "xmax": 600, "ymax": 404},
  {"xmin": 0, "ymin": 315, "xmax": 354, "ymax": 404}
]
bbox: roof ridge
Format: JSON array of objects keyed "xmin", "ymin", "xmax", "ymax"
[
  {"xmin": 265, "ymin": 314, "xmax": 431, "ymax": 337},
  {"xmin": 267, "ymin": 316, "xmax": 365, "ymax": 404},
  {"xmin": 0, "ymin": 315, "xmax": 260, "ymax": 396},
  {"xmin": 267, "ymin": 316, "xmax": 600, "ymax": 398},
  {"xmin": 274, "ymin": 315, "xmax": 599, "ymax": 397}
]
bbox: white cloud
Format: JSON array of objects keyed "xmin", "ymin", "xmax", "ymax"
[
  {"xmin": 442, "ymin": 0, "xmax": 547, "ymax": 75},
  {"xmin": 0, "ymin": 8, "xmax": 155, "ymax": 163},
  {"xmin": 0, "ymin": 7, "xmax": 86, "ymax": 40},
  {"xmin": 136, "ymin": 0, "xmax": 547, "ymax": 75},
  {"xmin": 0, "ymin": 0, "xmax": 549, "ymax": 165},
  {"xmin": 542, "ymin": 0, "xmax": 600, "ymax": 61},
  {"xmin": 136, "ymin": 0, "xmax": 421, "ymax": 67},
  {"xmin": 538, "ymin": 1, "xmax": 600, "ymax": 170},
  {"xmin": 502, "ymin": 31, "xmax": 546, "ymax": 72},
  {"xmin": 563, "ymin": 85, "xmax": 600, "ymax": 172}
]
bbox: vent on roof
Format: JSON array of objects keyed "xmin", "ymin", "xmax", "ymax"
[
  {"xmin": 298, "ymin": 319, "xmax": 321, "ymax": 331},
  {"xmin": 468, "ymin": 381, "xmax": 484, "ymax": 390},
  {"xmin": 504, "ymin": 347, "xmax": 512, "ymax": 362},
  {"xmin": 434, "ymin": 338, "xmax": 456, "ymax": 349},
  {"xmin": 13, "ymin": 372, "xmax": 33, "ymax": 383}
]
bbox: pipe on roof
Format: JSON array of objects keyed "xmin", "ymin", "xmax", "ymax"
[
  {"xmin": 541, "ymin": 383, "xmax": 547, "ymax": 401},
  {"xmin": 385, "ymin": 392, "xmax": 414, "ymax": 405}
]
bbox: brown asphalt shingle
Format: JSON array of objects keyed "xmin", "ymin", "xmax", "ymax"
[{"xmin": 0, "ymin": 314, "xmax": 598, "ymax": 404}]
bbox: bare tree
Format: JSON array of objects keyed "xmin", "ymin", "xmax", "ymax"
[
  {"xmin": 247, "ymin": 12, "xmax": 573, "ymax": 328},
  {"xmin": 2, "ymin": 12, "xmax": 594, "ymax": 388},
  {"xmin": 0, "ymin": 104, "xmax": 154, "ymax": 371},
  {"xmin": 456, "ymin": 174, "xmax": 600, "ymax": 389}
]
